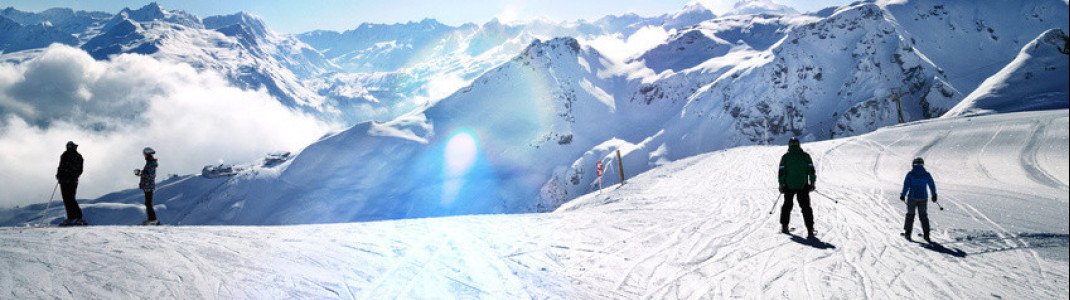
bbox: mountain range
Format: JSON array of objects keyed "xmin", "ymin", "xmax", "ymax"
[{"xmin": 0, "ymin": 0, "xmax": 1067, "ymax": 225}]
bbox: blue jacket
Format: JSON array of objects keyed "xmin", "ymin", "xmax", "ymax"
[{"xmin": 901, "ymin": 166, "xmax": 937, "ymax": 200}]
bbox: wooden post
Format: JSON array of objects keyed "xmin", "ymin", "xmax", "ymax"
[{"xmin": 616, "ymin": 149, "xmax": 626, "ymax": 185}]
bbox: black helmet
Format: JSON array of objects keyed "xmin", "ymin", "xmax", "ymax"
[
  {"xmin": 788, "ymin": 137, "xmax": 800, "ymax": 146},
  {"xmin": 912, "ymin": 157, "xmax": 924, "ymax": 166},
  {"xmin": 66, "ymin": 141, "xmax": 78, "ymax": 149}
]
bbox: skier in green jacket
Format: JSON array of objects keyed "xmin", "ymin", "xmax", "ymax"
[{"xmin": 778, "ymin": 137, "xmax": 817, "ymax": 239}]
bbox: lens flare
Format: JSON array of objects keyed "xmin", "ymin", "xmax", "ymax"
[{"xmin": 444, "ymin": 129, "xmax": 478, "ymax": 177}]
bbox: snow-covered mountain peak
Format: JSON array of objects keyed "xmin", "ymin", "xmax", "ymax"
[
  {"xmin": 354, "ymin": 17, "xmax": 447, "ymax": 31},
  {"xmin": 944, "ymin": 28, "xmax": 1069, "ymax": 117},
  {"xmin": 679, "ymin": 2, "xmax": 712, "ymax": 15},
  {"xmin": 634, "ymin": 13, "xmax": 810, "ymax": 72},
  {"xmin": 665, "ymin": 2, "xmax": 718, "ymax": 28},
  {"xmin": 666, "ymin": 0, "xmax": 961, "ymax": 148},
  {"xmin": 417, "ymin": 18, "xmax": 444, "ymax": 27},
  {"xmin": 1, "ymin": 14, "xmax": 79, "ymax": 53},
  {"xmin": 112, "ymin": 2, "xmax": 201, "ymax": 29},
  {"xmin": 1038, "ymin": 28, "xmax": 1070, "ymax": 52},
  {"xmin": 724, "ymin": 0, "xmax": 800, "ymax": 16},
  {"xmin": 203, "ymin": 12, "xmax": 269, "ymax": 38},
  {"xmin": 0, "ymin": 6, "xmax": 111, "ymax": 42},
  {"xmin": 2, "ymin": 0, "xmax": 1068, "ymax": 228},
  {"xmin": 879, "ymin": 0, "xmax": 1069, "ymax": 93},
  {"xmin": 519, "ymin": 37, "xmax": 584, "ymax": 59}
]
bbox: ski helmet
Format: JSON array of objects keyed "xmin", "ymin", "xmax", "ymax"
[
  {"xmin": 788, "ymin": 137, "xmax": 801, "ymax": 146},
  {"xmin": 143, "ymin": 147, "xmax": 156, "ymax": 155},
  {"xmin": 912, "ymin": 157, "xmax": 924, "ymax": 166},
  {"xmin": 66, "ymin": 141, "xmax": 77, "ymax": 149}
]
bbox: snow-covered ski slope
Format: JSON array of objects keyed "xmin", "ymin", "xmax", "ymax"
[{"xmin": 2, "ymin": 110, "xmax": 1066, "ymax": 298}]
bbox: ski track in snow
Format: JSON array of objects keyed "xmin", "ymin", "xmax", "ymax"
[{"xmin": 2, "ymin": 111, "xmax": 1068, "ymax": 298}]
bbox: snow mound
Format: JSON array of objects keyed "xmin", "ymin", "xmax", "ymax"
[{"xmin": 943, "ymin": 29, "xmax": 1069, "ymax": 117}]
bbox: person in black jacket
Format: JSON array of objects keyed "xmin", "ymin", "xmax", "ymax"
[
  {"xmin": 779, "ymin": 137, "xmax": 817, "ymax": 238},
  {"xmin": 134, "ymin": 147, "xmax": 160, "ymax": 225},
  {"xmin": 56, "ymin": 141, "xmax": 87, "ymax": 226}
]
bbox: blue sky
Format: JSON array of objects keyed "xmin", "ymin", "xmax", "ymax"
[{"xmin": 4, "ymin": 0, "xmax": 849, "ymax": 33}]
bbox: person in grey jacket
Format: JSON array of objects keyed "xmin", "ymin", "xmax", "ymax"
[
  {"xmin": 901, "ymin": 157, "xmax": 938, "ymax": 243},
  {"xmin": 134, "ymin": 147, "xmax": 160, "ymax": 225}
]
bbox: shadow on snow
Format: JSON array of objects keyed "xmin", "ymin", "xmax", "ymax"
[{"xmin": 790, "ymin": 235, "xmax": 837, "ymax": 250}]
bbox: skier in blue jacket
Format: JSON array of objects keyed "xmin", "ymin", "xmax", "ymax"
[{"xmin": 900, "ymin": 157, "xmax": 937, "ymax": 243}]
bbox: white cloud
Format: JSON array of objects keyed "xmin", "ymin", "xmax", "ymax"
[
  {"xmin": 0, "ymin": 45, "xmax": 332, "ymax": 207},
  {"xmin": 691, "ymin": 0, "xmax": 736, "ymax": 16},
  {"xmin": 495, "ymin": 6, "xmax": 521, "ymax": 25},
  {"xmin": 493, "ymin": 0, "xmax": 531, "ymax": 25},
  {"xmin": 583, "ymin": 26, "xmax": 671, "ymax": 63}
]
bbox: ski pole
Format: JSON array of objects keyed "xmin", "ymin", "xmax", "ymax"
[
  {"xmin": 815, "ymin": 190, "xmax": 839, "ymax": 204},
  {"xmin": 39, "ymin": 183, "xmax": 59, "ymax": 227},
  {"xmin": 768, "ymin": 193, "xmax": 783, "ymax": 215},
  {"xmin": 934, "ymin": 200, "xmax": 945, "ymax": 211}
]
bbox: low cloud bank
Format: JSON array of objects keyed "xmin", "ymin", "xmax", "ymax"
[{"xmin": 0, "ymin": 45, "xmax": 331, "ymax": 207}]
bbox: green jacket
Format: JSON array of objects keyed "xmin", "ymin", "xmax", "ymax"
[{"xmin": 778, "ymin": 145, "xmax": 816, "ymax": 190}]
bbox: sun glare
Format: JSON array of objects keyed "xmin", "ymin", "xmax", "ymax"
[{"xmin": 444, "ymin": 129, "xmax": 478, "ymax": 177}]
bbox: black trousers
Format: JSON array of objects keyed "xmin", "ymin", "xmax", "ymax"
[
  {"xmin": 781, "ymin": 190, "xmax": 814, "ymax": 231},
  {"xmin": 60, "ymin": 181, "xmax": 82, "ymax": 220},
  {"xmin": 905, "ymin": 199, "xmax": 930, "ymax": 236},
  {"xmin": 144, "ymin": 190, "xmax": 157, "ymax": 221}
]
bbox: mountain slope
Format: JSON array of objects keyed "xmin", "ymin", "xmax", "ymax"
[
  {"xmin": 0, "ymin": 15, "xmax": 78, "ymax": 53},
  {"xmin": 944, "ymin": 29, "xmax": 1069, "ymax": 117},
  {"xmin": 881, "ymin": 0, "xmax": 1069, "ymax": 92},
  {"xmin": 630, "ymin": 2, "xmax": 960, "ymax": 160},
  {"xmin": 2, "ymin": 110, "xmax": 1066, "ymax": 298},
  {"xmin": 0, "ymin": 7, "xmax": 111, "ymax": 42},
  {"xmin": 0, "ymin": 37, "xmax": 627, "ymax": 225},
  {"xmin": 2, "ymin": 0, "xmax": 1066, "ymax": 223},
  {"xmin": 4, "ymin": 3, "xmax": 330, "ymax": 112},
  {"xmin": 203, "ymin": 12, "xmax": 336, "ymax": 79},
  {"xmin": 636, "ymin": 14, "xmax": 815, "ymax": 72}
]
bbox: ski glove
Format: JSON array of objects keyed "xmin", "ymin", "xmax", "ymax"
[
  {"xmin": 900, "ymin": 195, "xmax": 905, "ymax": 202},
  {"xmin": 779, "ymin": 185, "xmax": 786, "ymax": 194},
  {"xmin": 932, "ymin": 195, "xmax": 938, "ymax": 202},
  {"xmin": 807, "ymin": 184, "xmax": 815, "ymax": 192}
]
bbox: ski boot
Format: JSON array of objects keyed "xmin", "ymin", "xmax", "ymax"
[
  {"xmin": 58, "ymin": 218, "xmax": 88, "ymax": 227},
  {"xmin": 901, "ymin": 231, "xmax": 913, "ymax": 242},
  {"xmin": 781, "ymin": 224, "xmax": 790, "ymax": 234},
  {"xmin": 141, "ymin": 219, "xmax": 161, "ymax": 226},
  {"xmin": 806, "ymin": 228, "xmax": 816, "ymax": 240}
]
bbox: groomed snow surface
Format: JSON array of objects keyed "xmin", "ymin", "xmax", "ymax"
[{"xmin": 2, "ymin": 110, "xmax": 1067, "ymax": 298}]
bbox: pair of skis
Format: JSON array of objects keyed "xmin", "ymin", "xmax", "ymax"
[{"xmin": 25, "ymin": 220, "xmax": 162, "ymax": 228}]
